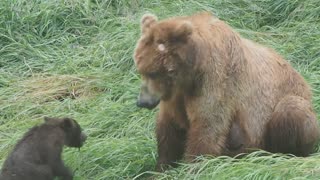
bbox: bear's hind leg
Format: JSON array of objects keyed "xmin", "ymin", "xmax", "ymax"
[{"xmin": 265, "ymin": 95, "xmax": 320, "ymax": 156}]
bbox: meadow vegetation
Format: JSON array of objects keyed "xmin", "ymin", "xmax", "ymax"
[{"xmin": 1, "ymin": 0, "xmax": 320, "ymax": 179}]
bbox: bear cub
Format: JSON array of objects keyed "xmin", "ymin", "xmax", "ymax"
[{"xmin": 0, "ymin": 117, "xmax": 87, "ymax": 180}]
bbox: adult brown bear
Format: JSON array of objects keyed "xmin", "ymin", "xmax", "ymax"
[{"xmin": 133, "ymin": 12, "xmax": 320, "ymax": 171}]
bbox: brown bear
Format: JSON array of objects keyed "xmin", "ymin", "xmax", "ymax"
[
  {"xmin": 133, "ymin": 12, "xmax": 320, "ymax": 171},
  {"xmin": 0, "ymin": 117, "xmax": 87, "ymax": 180}
]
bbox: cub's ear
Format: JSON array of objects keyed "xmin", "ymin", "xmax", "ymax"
[
  {"xmin": 140, "ymin": 13, "xmax": 158, "ymax": 33},
  {"xmin": 60, "ymin": 118, "xmax": 74, "ymax": 129},
  {"xmin": 171, "ymin": 21, "xmax": 193, "ymax": 42},
  {"xmin": 44, "ymin": 116, "xmax": 54, "ymax": 123}
]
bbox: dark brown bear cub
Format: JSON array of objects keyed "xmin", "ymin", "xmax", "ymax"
[{"xmin": 0, "ymin": 117, "xmax": 87, "ymax": 180}]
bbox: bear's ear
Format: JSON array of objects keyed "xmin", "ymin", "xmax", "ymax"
[
  {"xmin": 171, "ymin": 21, "xmax": 193, "ymax": 42},
  {"xmin": 44, "ymin": 116, "xmax": 54, "ymax": 123},
  {"xmin": 60, "ymin": 118, "xmax": 74, "ymax": 130},
  {"xmin": 140, "ymin": 13, "xmax": 158, "ymax": 34}
]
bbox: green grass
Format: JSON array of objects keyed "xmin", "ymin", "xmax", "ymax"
[{"xmin": 1, "ymin": 0, "xmax": 320, "ymax": 179}]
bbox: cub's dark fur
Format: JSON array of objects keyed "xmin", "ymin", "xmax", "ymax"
[{"xmin": 0, "ymin": 117, "xmax": 87, "ymax": 180}]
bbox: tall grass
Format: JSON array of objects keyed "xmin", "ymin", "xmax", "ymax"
[{"xmin": 1, "ymin": 0, "xmax": 320, "ymax": 179}]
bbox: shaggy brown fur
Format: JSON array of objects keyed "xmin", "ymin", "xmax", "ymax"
[
  {"xmin": 0, "ymin": 117, "xmax": 87, "ymax": 180},
  {"xmin": 133, "ymin": 12, "xmax": 320, "ymax": 171}
]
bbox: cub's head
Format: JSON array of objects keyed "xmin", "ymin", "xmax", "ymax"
[
  {"xmin": 134, "ymin": 13, "xmax": 196, "ymax": 109},
  {"xmin": 44, "ymin": 117, "xmax": 87, "ymax": 148}
]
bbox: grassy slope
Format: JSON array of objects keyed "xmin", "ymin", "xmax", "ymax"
[{"xmin": 1, "ymin": 0, "xmax": 320, "ymax": 179}]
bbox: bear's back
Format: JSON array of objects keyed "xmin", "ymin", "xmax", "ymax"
[{"xmin": 237, "ymin": 38, "xmax": 312, "ymax": 147}]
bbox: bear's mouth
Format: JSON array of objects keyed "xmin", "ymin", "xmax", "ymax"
[{"xmin": 136, "ymin": 98, "xmax": 160, "ymax": 110}]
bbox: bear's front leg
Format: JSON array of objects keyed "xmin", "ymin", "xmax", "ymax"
[
  {"xmin": 52, "ymin": 159, "xmax": 73, "ymax": 180},
  {"xmin": 184, "ymin": 114, "xmax": 231, "ymax": 161},
  {"xmin": 155, "ymin": 99, "xmax": 189, "ymax": 172}
]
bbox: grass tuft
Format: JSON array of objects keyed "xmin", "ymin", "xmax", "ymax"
[{"xmin": 18, "ymin": 74, "xmax": 106, "ymax": 102}]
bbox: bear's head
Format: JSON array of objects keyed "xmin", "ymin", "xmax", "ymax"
[
  {"xmin": 134, "ymin": 13, "xmax": 196, "ymax": 109},
  {"xmin": 44, "ymin": 117, "xmax": 87, "ymax": 148}
]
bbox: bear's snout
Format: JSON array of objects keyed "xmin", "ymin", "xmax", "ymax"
[
  {"xmin": 136, "ymin": 97, "xmax": 160, "ymax": 110},
  {"xmin": 136, "ymin": 83, "xmax": 161, "ymax": 109}
]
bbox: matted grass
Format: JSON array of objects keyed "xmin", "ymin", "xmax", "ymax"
[{"xmin": 1, "ymin": 0, "xmax": 320, "ymax": 179}]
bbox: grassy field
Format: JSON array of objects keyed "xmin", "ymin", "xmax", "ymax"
[{"xmin": 1, "ymin": 0, "xmax": 320, "ymax": 179}]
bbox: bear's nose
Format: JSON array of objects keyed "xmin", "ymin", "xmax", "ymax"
[
  {"xmin": 136, "ymin": 100, "xmax": 147, "ymax": 108},
  {"xmin": 136, "ymin": 99, "xmax": 160, "ymax": 110}
]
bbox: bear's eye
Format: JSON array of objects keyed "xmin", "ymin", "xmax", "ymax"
[
  {"xmin": 168, "ymin": 69, "xmax": 176, "ymax": 76},
  {"xmin": 147, "ymin": 72, "xmax": 160, "ymax": 79}
]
